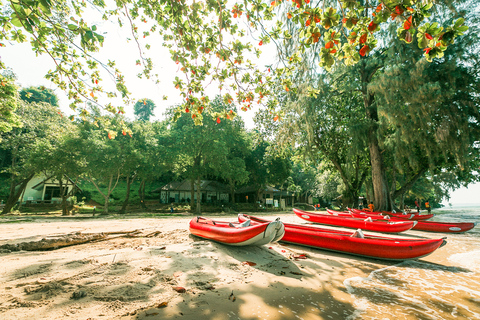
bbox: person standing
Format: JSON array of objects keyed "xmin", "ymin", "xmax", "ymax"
[
  {"xmin": 415, "ymin": 199, "xmax": 420, "ymax": 213},
  {"xmin": 425, "ymin": 201, "xmax": 431, "ymax": 214}
]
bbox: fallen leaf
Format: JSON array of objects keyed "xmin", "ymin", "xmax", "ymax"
[
  {"xmin": 173, "ymin": 286, "xmax": 186, "ymax": 293},
  {"xmin": 158, "ymin": 302, "xmax": 168, "ymax": 308},
  {"xmin": 242, "ymin": 261, "xmax": 256, "ymax": 266},
  {"xmin": 159, "ymin": 246, "xmax": 166, "ymax": 250},
  {"xmin": 290, "ymin": 271, "xmax": 303, "ymax": 275}
]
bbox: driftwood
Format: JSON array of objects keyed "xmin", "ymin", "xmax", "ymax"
[{"xmin": 0, "ymin": 230, "xmax": 144, "ymax": 252}]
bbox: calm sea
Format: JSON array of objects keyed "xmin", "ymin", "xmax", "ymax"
[{"xmin": 344, "ymin": 205, "xmax": 480, "ymax": 320}]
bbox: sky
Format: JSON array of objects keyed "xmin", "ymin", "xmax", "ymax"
[{"xmin": 442, "ymin": 183, "xmax": 480, "ymax": 206}]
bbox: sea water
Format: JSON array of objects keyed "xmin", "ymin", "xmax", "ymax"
[{"xmin": 344, "ymin": 206, "xmax": 480, "ymax": 320}]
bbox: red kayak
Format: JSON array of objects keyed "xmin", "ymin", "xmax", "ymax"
[
  {"xmin": 238, "ymin": 214, "xmax": 447, "ymax": 261},
  {"xmin": 350, "ymin": 208, "xmax": 434, "ymax": 221},
  {"xmin": 344, "ymin": 209, "xmax": 476, "ymax": 233},
  {"xmin": 294, "ymin": 208, "xmax": 416, "ymax": 233},
  {"xmin": 410, "ymin": 220, "xmax": 476, "ymax": 233},
  {"xmin": 189, "ymin": 216, "xmax": 285, "ymax": 246}
]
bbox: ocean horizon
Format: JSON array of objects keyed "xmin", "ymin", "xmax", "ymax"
[{"xmin": 440, "ymin": 203, "xmax": 480, "ymax": 208}]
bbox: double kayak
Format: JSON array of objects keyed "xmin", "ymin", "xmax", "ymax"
[
  {"xmin": 189, "ymin": 216, "xmax": 285, "ymax": 246},
  {"xmin": 238, "ymin": 214, "xmax": 447, "ymax": 261},
  {"xmin": 294, "ymin": 208, "xmax": 416, "ymax": 233},
  {"xmin": 328, "ymin": 209, "xmax": 476, "ymax": 233}
]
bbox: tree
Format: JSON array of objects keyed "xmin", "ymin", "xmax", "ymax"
[
  {"xmin": 76, "ymin": 110, "xmax": 132, "ymax": 214},
  {"xmin": 133, "ymin": 99, "xmax": 156, "ymax": 121},
  {"xmin": 119, "ymin": 120, "xmax": 172, "ymax": 213},
  {"xmin": 0, "ymin": 0, "xmax": 468, "ymax": 121},
  {"xmin": 168, "ymin": 97, "xmax": 247, "ymax": 213},
  {"xmin": 269, "ymin": 1, "xmax": 479, "ymax": 210},
  {"xmin": 268, "ymin": 72, "xmax": 370, "ymax": 208},
  {"xmin": 0, "ymin": 72, "xmax": 21, "ymax": 135},
  {"xmin": 28, "ymin": 121, "xmax": 84, "ymax": 215},
  {"xmin": 0, "ymin": 101, "xmax": 69, "ymax": 214},
  {"xmin": 19, "ymin": 86, "xmax": 59, "ymax": 107}
]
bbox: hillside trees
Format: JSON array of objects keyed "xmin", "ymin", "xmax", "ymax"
[{"xmin": 0, "ymin": 100, "xmax": 68, "ymax": 214}]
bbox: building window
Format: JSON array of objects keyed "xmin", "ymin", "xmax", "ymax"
[{"xmin": 44, "ymin": 186, "xmax": 67, "ymax": 200}]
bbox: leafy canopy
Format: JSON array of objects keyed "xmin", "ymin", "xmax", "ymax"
[{"xmin": 0, "ymin": 0, "xmax": 468, "ymax": 123}]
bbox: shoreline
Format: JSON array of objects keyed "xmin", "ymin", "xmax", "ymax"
[{"xmin": 1, "ymin": 212, "xmax": 479, "ymax": 319}]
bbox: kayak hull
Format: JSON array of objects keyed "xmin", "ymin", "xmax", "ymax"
[
  {"xmin": 238, "ymin": 214, "xmax": 446, "ymax": 261},
  {"xmin": 294, "ymin": 208, "xmax": 415, "ymax": 233},
  {"xmin": 189, "ymin": 216, "xmax": 285, "ymax": 246}
]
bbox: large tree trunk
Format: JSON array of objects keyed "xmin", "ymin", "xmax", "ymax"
[
  {"xmin": 59, "ymin": 179, "xmax": 70, "ymax": 216},
  {"xmin": 229, "ymin": 180, "xmax": 236, "ymax": 204},
  {"xmin": 138, "ymin": 179, "xmax": 147, "ymax": 210},
  {"xmin": 195, "ymin": 177, "xmax": 201, "ymax": 214},
  {"xmin": 119, "ymin": 174, "xmax": 136, "ymax": 214},
  {"xmin": 1, "ymin": 173, "xmax": 35, "ymax": 215},
  {"xmin": 368, "ymin": 131, "xmax": 389, "ymax": 210},
  {"xmin": 362, "ymin": 63, "xmax": 389, "ymax": 211},
  {"xmin": 190, "ymin": 179, "xmax": 195, "ymax": 208}
]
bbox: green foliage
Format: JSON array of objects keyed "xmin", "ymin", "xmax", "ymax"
[
  {"xmin": 133, "ymin": 98, "xmax": 156, "ymax": 121},
  {"xmin": 0, "ymin": 0, "xmax": 468, "ymax": 123},
  {"xmin": 0, "ymin": 72, "xmax": 21, "ymax": 135},
  {"xmin": 19, "ymin": 86, "xmax": 59, "ymax": 107}
]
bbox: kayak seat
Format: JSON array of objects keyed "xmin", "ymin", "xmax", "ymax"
[
  {"xmin": 229, "ymin": 220, "xmax": 251, "ymax": 228},
  {"xmin": 364, "ymin": 217, "xmax": 373, "ymax": 222},
  {"xmin": 351, "ymin": 229, "xmax": 364, "ymax": 238}
]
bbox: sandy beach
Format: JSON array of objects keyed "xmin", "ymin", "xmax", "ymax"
[{"xmin": 1, "ymin": 212, "xmax": 479, "ymax": 320}]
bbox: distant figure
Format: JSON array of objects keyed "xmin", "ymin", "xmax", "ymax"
[
  {"xmin": 368, "ymin": 201, "xmax": 374, "ymax": 212},
  {"xmin": 425, "ymin": 201, "xmax": 431, "ymax": 214},
  {"xmin": 170, "ymin": 204, "xmax": 174, "ymax": 213},
  {"xmin": 415, "ymin": 199, "xmax": 420, "ymax": 213}
]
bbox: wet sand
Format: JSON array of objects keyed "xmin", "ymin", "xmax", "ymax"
[{"xmin": 0, "ymin": 212, "xmax": 479, "ymax": 319}]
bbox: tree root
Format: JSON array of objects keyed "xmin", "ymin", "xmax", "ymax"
[{"xmin": 0, "ymin": 230, "xmax": 144, "ymax": 252}]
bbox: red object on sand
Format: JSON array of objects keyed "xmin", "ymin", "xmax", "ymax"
[
  {"xmin": 238, "ymin": 214, "xmax": 447, "ymax": 261},
  {"xmin": 189, "ymin": 216, "xmax": 284, "ymax": 246},
  {"xmin": 293, "ymin": 208, "xmax": 415, "ymax": 233}
]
